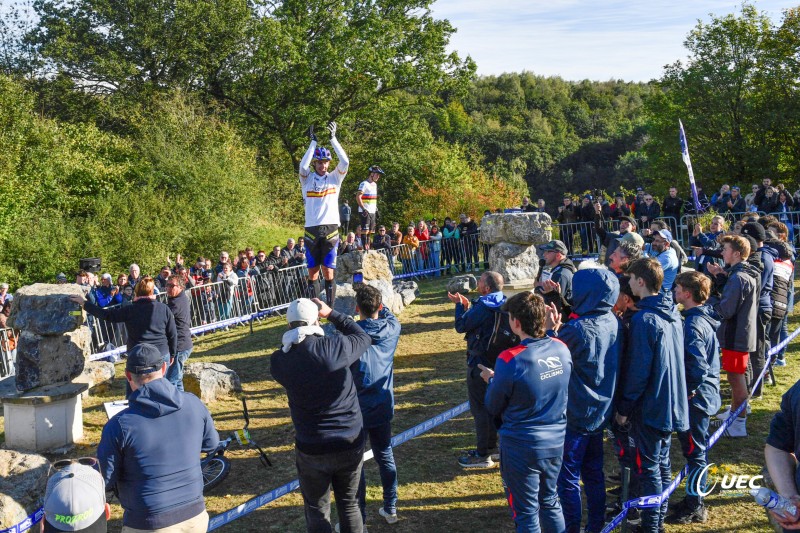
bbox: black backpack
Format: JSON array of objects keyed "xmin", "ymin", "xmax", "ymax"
[{"xmin": 484, "ymin": 309, "xmax": 520, "ymax": 368}]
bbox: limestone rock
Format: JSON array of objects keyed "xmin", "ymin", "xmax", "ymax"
[
  {"xmin": 393, "ymin": 280, "xmax": 419, "ymax": 307},
  {"xmin": 73, "ymin": 361, "xmax": 115, "ymax": 398},
  {"xmin": 183, "ymin": 362, "xmax": 242, "ymax": 403},
  {"xmin": 332, "ymin": 283, "xmax": 358, "ymax": 317},
  {"xmin": 0, "ymin": 449, "xmax": 49, "ymax": 531},
  {"xmin": 15, "ymin": 327, "xmax": 91, "ymax": 392},
  {"xmin": 335, "ymin": 251, "xmax": 393, "ymax": 283},
  {"xmin": 446, "ymin": 275, "xmax": 478, "ymax": 295},
  {"xmin": 488, "ymin": 243, "xmax": 540, "ymax": 283},
  {"xmin": 7, "ymin": 283, "xmax": 86, "ymax": 335},
  {"xmin": 480, "ymin": 213, "xmax": 552, "ymax": 245},
  {"xmin": 333, "ymin": 280, "xmax": 404, "ymax": 317}
]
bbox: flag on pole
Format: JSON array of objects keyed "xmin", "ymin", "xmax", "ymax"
[{"xmin": 679, "ymin": 119, "xmax": 703, "ymax": 213}]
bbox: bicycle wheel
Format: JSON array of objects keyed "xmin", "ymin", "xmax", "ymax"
[{"xmin": 202, "ymin": 456, "xmax": 231, "ymax": 493}]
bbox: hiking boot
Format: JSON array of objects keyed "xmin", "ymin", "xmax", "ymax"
[
  {"xmin": 378, "ymin": 508, "xmax": 398, "ymax": 524},
  {"xmin": 668, "ymin": 502, "xmax": 708, "ymax": 524},
  {"xmin": 458, "ymin": 450, "xmax": 494, "ymax": 468}
]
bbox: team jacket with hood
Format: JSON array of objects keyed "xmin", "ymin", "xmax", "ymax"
[
  {"xmin": 454, "ymin": 291, "xmax": 507, "ymax": 367},
  {"xmin": 682, "ymin": 305, "xmax": 721, "ymax": 416}
]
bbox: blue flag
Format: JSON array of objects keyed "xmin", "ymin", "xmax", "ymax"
[{"xmin": 679, "ymin": 120, "xmax": 703, "ymax": 213}]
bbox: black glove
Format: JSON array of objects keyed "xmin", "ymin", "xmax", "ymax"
[{"xmin": 308, "ymin": 125, "xmax": 317, "ymax": 142}]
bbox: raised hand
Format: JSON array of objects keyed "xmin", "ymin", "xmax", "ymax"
[
  {"xmin": 308, "ymin": 125, "xmax": 317, "ymax": 142},
  {"xmin": 327, "ymin": 121, "xmax": 337, "ymax": 138}
]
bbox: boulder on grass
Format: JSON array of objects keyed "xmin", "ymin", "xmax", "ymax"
[
  {"xmin": 335, "ymin": 251, "xmax": 393, "ymax": 283},
  {"xmin": 0, "ymin": 449, "xmax": 49, "ymax": 532},
  {"xmin": 183, "ymin": 362, "xmax": 242, "ymax": 403},
  {"xmin": 7, "ymin": 284, "xmax": 86, "ymax": 335},
  {"xmin": 446, "ymin": 275, "xmax": 478, "ymax": 295},
  {"xmin": 480, "ymin": 212, "xmax": 552, "ymax": 245},
  {"xmin": 333, "ymin": 280, "xmax": 404, "ymax": 317},
  {"xmin": 15, "ymin": 327, "xmax": 91, "ymax": 392},
  {"xmin": 393, "ymin": 280, "xmax": 419, "ymax": 307},
  {"xmin": 73, "ymin": 361, "xmax": 115, "ymax": 398},
  {"xmin": 488, "ymin": 243, "xmax": 540, "ymax": 283}
]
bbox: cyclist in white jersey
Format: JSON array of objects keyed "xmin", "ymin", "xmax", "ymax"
[
  {"xmin": 356, "ymin": 166, "xmax": 384, "ymax": 249},
  {"xmin": 298, "ymin": 122, "xmax": 349, "ymax": 306}
]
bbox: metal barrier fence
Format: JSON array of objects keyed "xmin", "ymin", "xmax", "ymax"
[
  {"xmin": 0, "ymin": 328, "xmax": 16, "ymax": 379},
  {"xmin": 377, "ymin": 233, "xmax": 488, "ymax": 280}
]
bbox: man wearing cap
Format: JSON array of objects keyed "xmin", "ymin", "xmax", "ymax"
[
  {"xmin": 270, "ymin": 298, "xmax": 372, "ymax": 533},
  {"xmin": 41, "ymin": 462, "xmax": 110, "ymax": 533},
  {"xmin": 535, "ymin": 240, "xmax": 576, "ymax": 322},
  {"xmin": 594, "ymin": 200, "xmax": 638, "ymax": 267},
  {"xmin": 97, "ymin": 343, "xmax": 220, "ymax": 532},
  {"xmin": 357, "ymin": 166, "xmax": 384, "ymax": 249},
  {"xmin": 56, "ymin": 273, "xmax": 69, "ymax": 284},
  {"xmin": 649, "ymin": 228, "xmax": 679, "ymax": 294}
]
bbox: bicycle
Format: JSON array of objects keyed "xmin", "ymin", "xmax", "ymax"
[{"xmin": 202, "ymin": 397, "xmax": 272, "ymax": 493}]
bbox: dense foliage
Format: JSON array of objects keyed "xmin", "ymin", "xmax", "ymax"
[{"xmin": 0, "ymin": 1, "xmax": 798, "ymax": 285}]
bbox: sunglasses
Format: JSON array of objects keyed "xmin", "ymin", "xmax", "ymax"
[{"xmin": 53, "ymin": 457, "xmax": 100, "ymax": 472}]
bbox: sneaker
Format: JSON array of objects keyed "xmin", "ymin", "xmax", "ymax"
[
  {"xmin": 458, "ymin": 450, "xmax": 494, "ymax": 468},
  {"xmin": 716, "ymin": 404, "xmax": 750, "ymax": 420},
  {"xmin": 721, "ymin": 416, "xmax": 748, "ymax": 438},
  {"xmin": 775, "ymin": 357, "xmax": 787, "ymax": 367},
  {"xmin": 487, "ymin": 447, "xmax": 500, "ymax": 462},
  {"xmin": 667, "ymin": 502, "xmax": 708, "ymax": 524},
  {"xmin": 378, "ymin": 508, "xmax": 398, "ymax": 524}
]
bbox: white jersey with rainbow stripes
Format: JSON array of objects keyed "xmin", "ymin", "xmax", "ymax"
[
  {"xmin": 357, "ymin": 180, "xmax": 378, "ymax": 214},
  {"xmin": 298, "ymin": 138, "xmax": 349, "ymax": 227}
]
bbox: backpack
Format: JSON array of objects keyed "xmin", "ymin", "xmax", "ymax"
[{"xmin": 484, "ymin": 309, "xmax": 520, "ymax": 368}]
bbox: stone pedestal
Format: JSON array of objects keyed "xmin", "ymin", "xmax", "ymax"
[{"xmin": 1, "ymin": 380, "xmax": 88, "ymax": 451}]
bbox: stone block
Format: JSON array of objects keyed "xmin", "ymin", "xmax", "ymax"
[
  {"xmin": 446, "ymin": 275, "xmax": 478, "ymax": 295},
  {"xmin": 0, "ymin": 449, "xmax": 49, "ymax": 532},
  {"xmin": 488, "ymin": 243, "xmax": 540, "ymax": 283},
  {"xmin": 393, "ymin": 280, "xmax": 419, "ymax": 307},
  {"xmin": 480, "ymin": 213, "xmax": 552, "ymax": 245},
  {"xmin": 183, "ymin": 362, "xmax": 242, "ymax": 403},
  {"xmin": 7, "ymin": 283, "xmax": 86, "ymax": 335},
  {"xmin": 335, "ymin": 251, "xmax": 393, "ymax": 283},
  {"xmin": 15, "ymin": 327, "xmax": 91, "ymax": 392},
  {"xmin": 73, "ymin": 361, "xmax": 115, "ymax": 398},
  {"xmin": 334, "ymin": 280, "xmax": 405, "ymax": 317}
]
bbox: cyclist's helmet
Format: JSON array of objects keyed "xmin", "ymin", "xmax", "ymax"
[
  {"xmin": 313, "ymin": 147, "xmax": 332, "ymax": 161},
  {"xmin": 368, "ymin": 165, "xmax": 385, "ymax": 175}
]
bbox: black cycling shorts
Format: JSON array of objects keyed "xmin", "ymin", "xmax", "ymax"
[
  {"xmin": 359, "ymin": 211, "xmax": 377, "ymax": 232},
  {"xmin": 304, "ymin": 224, "xmax": 340, "ymax": 269}
]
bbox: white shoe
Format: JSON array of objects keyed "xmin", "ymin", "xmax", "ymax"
[
  {"xmin": 722, "ymin": 416, "xmax": 748, "ymax": 438},
  {"xmin": 379, "ymin": 508, "xmax": 398, "ymax": 524},
  {"xmin": 716, "ymin": 403, "xmax": 751, "ymax": 420}
]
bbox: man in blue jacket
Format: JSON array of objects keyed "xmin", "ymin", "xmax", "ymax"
[
  {"xmin": 549, "ymin": 268, "xmax": 621, "ymax": 533},
  {"xmin": 351, "ymin": 286, "xmax": 402, "ymax": 526},
  {"xmin": 669, "ymin": 271, "xmax": 720, "ymax": 524},
  {"xmin": 97, "ymin": 343, "xmax": 220, "ymax": 531},
  {"xmin": 271, "ymin": 298, "xmax": 372, "ymax": 533},
  {"xmin": 448, "ymin": 271, "xmax": 507, "ymax": 468},
  {"xmin": 478, "ymin": 291, "xmax": 572, "ymax": 533},
  {"xmin": 615, "ymin": 258, "xmax": 689, "ymax": 533}
]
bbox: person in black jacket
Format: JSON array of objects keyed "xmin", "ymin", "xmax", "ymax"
[
  {"xmin": 271, "ymin": 298, "xmax": 372, "ymax": 533},
  {"xmin": 662, "ymin": 187, "xmax": 683, "ymax": 236},
  {"xmin": 722, "ymin": 186, "xmax": 747, "ymax": 215},
  {"xmin": 165, "ymin": 274, "xmax": 193, "ymax": 392},
  {"xmin": 71, "ymin": 276, "xmax": 178, "ymax": 395},
  {"xmin": 578, "ymin": 195, "xmax": 597, "ymax": 254}
]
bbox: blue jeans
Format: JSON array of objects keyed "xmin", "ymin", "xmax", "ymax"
[
  {"xmin": 557, "ymin": 430, "xmax": 606, "ymax": 532},
  {"xmin": 500, "ymin": 441, "xmax": 564, "ymax": 533},
  {"xmin": 356, "ymin": 422, "xmax": 398, "ymax": 521},
  {"xmin": 631, "ymin": 422, "xmax": 672, "ymax": 532},
  {"xmin": 296, "ymin": 445, "xmax": 365, "ymax": 533},
  {"xmin": 678, "ymin": 405, "xmax": 711, "ymax": 508},
  {"xmin": 429, "ymin": 249, "xmax": 441, "ymax": 277},
  {"xmin": 165, "ymin": 348, "xmax": 192, "ymax": 392}
]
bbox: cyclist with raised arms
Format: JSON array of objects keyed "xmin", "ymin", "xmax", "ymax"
[{"xmin": 299, "ymin": 121, "xmax": 349, "ymax": 306}]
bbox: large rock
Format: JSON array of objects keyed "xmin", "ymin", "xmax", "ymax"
[
  {"xmin": 446, "ymin": 275, "xmax": 478, "ymax": 295},
  {"xmin": 333, "ymin": 280, "xmax": 404, "ymax": 317},
  {"xmin": 7, "ymin": 283, "xmax": 86, "ymax": 335},
  {"xmin": 393, "ymin": 280, "xmax": 419, "ymax": 307},
  {"xmin": 183, "ymin": 362, "xmax": 242, "ymax": 403},
  {"xmin": 15, "ymin": 327, "xmax": 91, "ymax": 392},
  {"xmin": 335, "ymin": 251, "xmax": 393, "ymax": 283},
  {"xmin": 73, "ymin": 360, "xmax": 115, "ymax": 398},
  {"xmin": 0, "ymin": 449, "xmax": 49, "ymax": 531},
  {"xmin": 488, "ymin": 243, "xmax": 540, "ymax": 283},
  {"xmin": 480, "ymin": 213, "xmax": 552, "ymax": 245}
]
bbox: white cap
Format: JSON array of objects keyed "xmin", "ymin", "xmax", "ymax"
[{"xmin": 286, "ymin": 298, "xmax": 319, "ymax": 326}]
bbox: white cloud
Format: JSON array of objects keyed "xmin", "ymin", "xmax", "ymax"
[{"xmin": 431, "ymin": 0, "xmax": 790, "ymax": 81}]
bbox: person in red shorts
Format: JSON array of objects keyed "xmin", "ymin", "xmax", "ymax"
[{"xmin": 707, "ymin": 235, "xmax": 758, "ymax": 438}]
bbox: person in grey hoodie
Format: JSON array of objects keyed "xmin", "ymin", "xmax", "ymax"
[{"xmin": 548, "ymin": 267, "xmax": 621, "ymax": 533}]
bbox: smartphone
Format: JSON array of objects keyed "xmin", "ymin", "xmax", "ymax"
[{"xmin": 353, "ymin": 272, "xmax": 364, "ymax": 284}]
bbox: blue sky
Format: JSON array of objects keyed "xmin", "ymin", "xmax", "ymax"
[{"xmin": 431, "ymin": 0, "xmax": 791, "ymax": 81}]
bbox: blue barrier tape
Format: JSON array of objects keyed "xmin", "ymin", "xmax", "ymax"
[
  {"xmin": 601, "ymin": 323, "xmax": 800, "ymax": 532},
  {"xmin": 207, "ymin": 401, "xmax": 470, "ymax": 531},
  {"xmin": 0, "ymin": 508, "xmax": 44, "ymax": 533}
]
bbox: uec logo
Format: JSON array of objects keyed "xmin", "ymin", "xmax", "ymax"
[{"xmin": 686, "ymin": 463, "xmax": 763, "ymax": 497}]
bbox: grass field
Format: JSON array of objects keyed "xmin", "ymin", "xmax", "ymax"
[{"xmin": 3, "ymin": 277, "xmax": 797, "ymax": 532}]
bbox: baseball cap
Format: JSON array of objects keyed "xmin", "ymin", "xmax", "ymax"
[
  {"xmin": 286, "ymin": 298, "xmax": 319, "ymax": 326},
  {"xmin": 617, "ymin": 232, "xmax": 645, "ymax": 247},
  {"xmin": 731, "ymin": 186, "xmax": 740, "ymax": 191},
  {"xmin": 654, "ymin": 229, "xmax": 673, "ymax": 243},
  {"xmin": 43, "ymin": 463, "xmax": 107, "ymax": 532},
  {"xmin": 636, "ymin": 186, "xmax": 644, "ymax": 192},
  {"xmin": 541, "ymin": 240, "xmax": 568, "ymax": 255},
  {"xmin": 125, "ymin": 343, "xmax": 165, "ymax": 375},
  {"xmin": 741, "ymin": 222, "xmax": 766, "ymax": 242}
]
